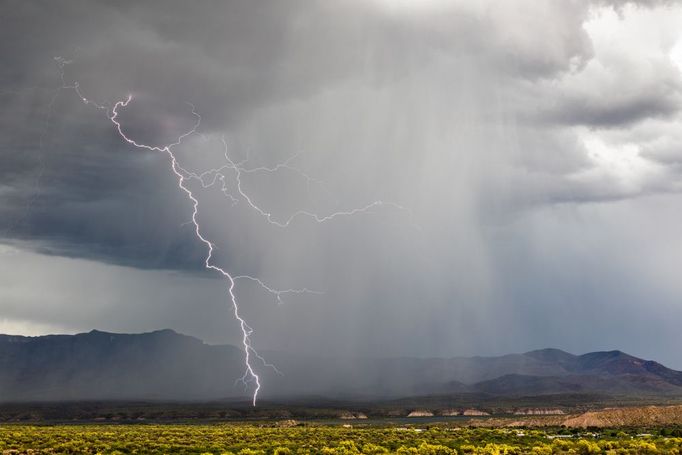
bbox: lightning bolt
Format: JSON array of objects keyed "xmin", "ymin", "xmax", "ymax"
[
  {"xmin": 217, "ymin": 135, "xmax": 409, "ymax": 229},
  {"xmin": 52, "ymin": 57, "xmax": 410, "ymax": 405},
  {"xmin": 109, "ymin": 96, "xmax": 270, "ymax": 405}
]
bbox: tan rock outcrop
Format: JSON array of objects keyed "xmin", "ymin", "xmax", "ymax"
[
  {"xmin": 563, "ymin": 405, "xmax": 682, "ymax": 428},
  {"xmin": 514, "ymin": 409, "xmax": 565, "ymax": 416},
  {"xmin": 407, "ymin": 409, "xmax": 434, "ymax": 417},
  {"xmin": 462, "ymin": 409, "xmax": 489, "ymax": 416}
]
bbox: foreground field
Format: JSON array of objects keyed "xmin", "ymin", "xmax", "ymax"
[{"xmin": 1, "ymin": 423, "xmax": 682, "ymax": 454}]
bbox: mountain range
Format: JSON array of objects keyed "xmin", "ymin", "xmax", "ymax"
[{"xmin": 1, "ymin": 329, "xmax": 681, "ymax": 402}]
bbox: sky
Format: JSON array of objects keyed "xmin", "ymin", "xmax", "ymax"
[{"xmin": 2, "ymin": 0, "xmax": 682, "ymax": 369}]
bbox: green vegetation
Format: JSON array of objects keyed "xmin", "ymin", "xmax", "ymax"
[{"xmin": 1, "ymin": 423, "xmax": 682, "ymax": 454}]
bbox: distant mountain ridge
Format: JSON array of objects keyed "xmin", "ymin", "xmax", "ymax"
[{"xmin": 1, "ymin": 329, "xmax": 681, "ymax": 402}]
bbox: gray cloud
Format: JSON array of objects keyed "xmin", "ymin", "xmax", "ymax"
[
  {"xmin": 538, "ymin": 62, "xmax": 682, "ymax": 128},
  {"xmin": 2, "ymin": 0, "xmax": 682, "ymax": 370}
]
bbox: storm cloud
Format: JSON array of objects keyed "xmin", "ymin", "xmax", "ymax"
[{"xmin": 2, "ymin": 0, "xmax": 682, "ymax": 370}]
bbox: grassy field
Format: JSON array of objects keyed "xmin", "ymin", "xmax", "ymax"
[{"xmin": 1, "ymin": 423, "xmax": 682, "ymax": 454}]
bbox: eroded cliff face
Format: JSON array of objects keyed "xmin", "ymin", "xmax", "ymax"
[
  {"xmin": 514, "ymin": 409, "xmax": 565, "ymax": 415},
  {"xmin": 462, "ymin": 409, "xmax": 490, "ymax": 416},
  {"xmin": 338, "ymin": 411, "xmax": 368, "ymax": 420},
  {"xmin": 407, "ymin": 410, "xmax": 434, "ymax": 417},
  {"xmin": 435, "ymin": 408, "xmax": 491, "ymax": 416}
]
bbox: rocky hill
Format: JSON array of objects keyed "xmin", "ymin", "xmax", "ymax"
[
  {"xmin": 1, "ymin": 330, "xmax": 682, "ymax": 402},
  {"xmin": 563, "ymin": 405, "xmax": 682, "ymax": 428}
]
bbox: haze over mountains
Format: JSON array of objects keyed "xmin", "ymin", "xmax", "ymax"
[{"xmin": 1, "ymin": 329, "xmax": 681, "ymax": 403}]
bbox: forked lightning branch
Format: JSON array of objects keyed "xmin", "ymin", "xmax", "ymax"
[{"xmin": 53, "ymin": 57, "xmax": 406, "ymax": 405}]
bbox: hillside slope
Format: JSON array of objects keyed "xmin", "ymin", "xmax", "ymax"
[{"xmin": 1, "ymin": 330, "xmax": 681, "ymax": 402}]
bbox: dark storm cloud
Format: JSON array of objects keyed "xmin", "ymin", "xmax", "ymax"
[
  {"xmin": 2, "ymin": 0, "xmax": 682, "ymax": 369},
  {"xmin": 0, "ymin": 0, "xmax": 602, "ymax": 268},
  {"xmin": 0, "ymin": 87, "xmax": 207, "ymax": 269}
]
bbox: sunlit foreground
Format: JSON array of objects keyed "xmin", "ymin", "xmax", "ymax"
[{"xmin": 1, "ymin": 423, "xmax": 680, "ymax": 454}]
